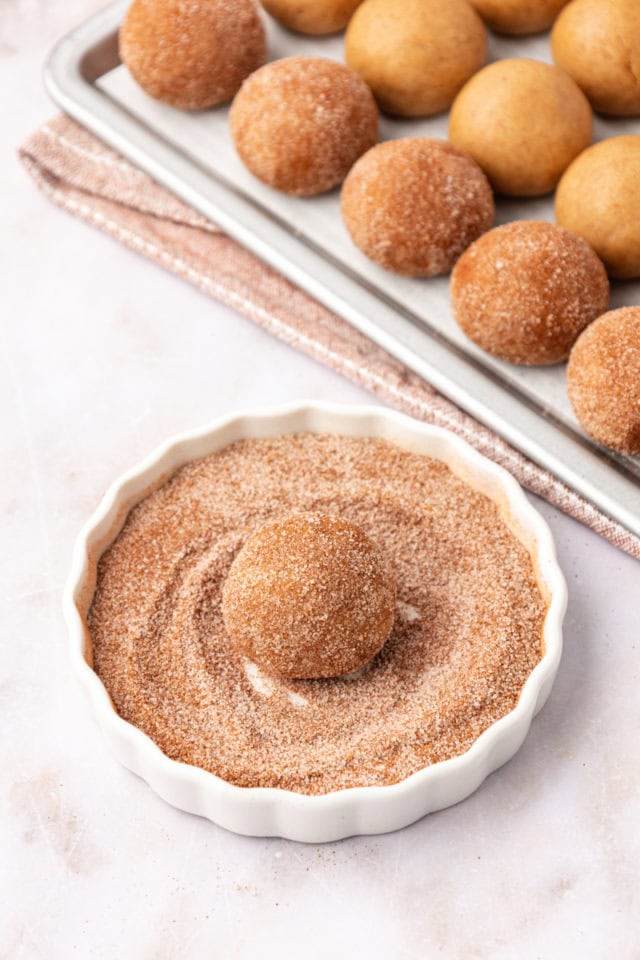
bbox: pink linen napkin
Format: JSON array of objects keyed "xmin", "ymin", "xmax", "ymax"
[{"xmin": 19, "ymin": 114, "xmax": 640, "ymax": 561}]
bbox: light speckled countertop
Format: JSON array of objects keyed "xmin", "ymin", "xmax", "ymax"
[{"xmin": 2, "ymin": 3, "xmax": 639, "ymax": 957}]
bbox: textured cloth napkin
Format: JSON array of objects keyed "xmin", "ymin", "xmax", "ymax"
[{"xmin": 20, "ymin": 114, "xmax": 640, "ymax": 560}]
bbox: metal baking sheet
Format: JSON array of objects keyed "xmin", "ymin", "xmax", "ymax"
[{"xmin": 44, "ymin": 0, "xmax": 640, "ymax": 539}]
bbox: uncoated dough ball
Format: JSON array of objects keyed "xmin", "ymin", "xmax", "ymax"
[
  {"xmin": 552, "ymin": 0, "xmax": 640, "ymax": 116},
  {"xmin": 555, "ymin": 136, "xmax": 640, "ymax": 279},
  {"xmin": 222, "ymin": 513, "xmax": 396, "ymax": 679},
  {"xmin": 341, "ymin": 138, "xmax": 495, "ymax": 277},
  {"xmin": 567, "ymin": 307, "xmax": 640, "ymax": 454},
  {"xmin": 229, "ymin": 57, "xmax": 378, "ymax": 196},
  {"xmin": 450, "ymin": 221, "xmax": 610, "ymax": 365},
  {"xmin": 345, "ymin": 0, "xmax": 487, "ymax": 117},
  {"xmin": 469, "ymin": 0, "xmax": 569, "ymax": 34},
  {"xmin": 448, "ymin": 58, "xmax": 593, "ymax": 196},
  {"xmin": 261, "ymin": 0, "xmax": 363, "ymax": 34},
  {"xmin": 120, "ymin": 0, "xmax": 266, "ymax": 110}
]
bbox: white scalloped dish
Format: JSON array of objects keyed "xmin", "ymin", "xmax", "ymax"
[{"xmin": 64, "ymin": 403, "xmax": 567, "ymax": 842}]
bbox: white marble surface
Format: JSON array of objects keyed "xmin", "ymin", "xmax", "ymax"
[{"xmin": 2, "ymin": 3, "xmax": 639, "ymax": 957}]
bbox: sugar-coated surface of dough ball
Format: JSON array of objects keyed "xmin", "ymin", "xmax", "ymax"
[
  {"xmin": 341, "ymin": 138, "xmax": 495, "ymax": 277},
  {"xmin": 567, "ymin": 307, "xmax": 640, "ymax": 454},
  {"xmin": 449, "ymin": 58, "xmax": 593, "ymax": 196},
  {"xmin": 120, "ymin": 0, "xmax": 266, "ymax": 110},
  {"xmin": 229, "ymin": 57, "xmax": 378, "ymax": 196},
  {"xmin": 552, "ymin": 0, "xmax": 640, "ymax": 116},
  {"xmin": 261, "ymin": 0, "xmax": 363, "ymax": 34},
  {"xmin": 469, "ymin": 0, "xmax": 569, "ymax": 34},
  {"xmin": 556, "ymin": 136, "xmax": 640, "ymax": 279},
  {"xmin": 222, "ymin": 513, "xmax": 397, "ymax": 679},
  {"xmin": 345, "ymin": 0, "xmax": 487, "ymax": 117},
  {"xmin": 451, "ymin": 221, "xmax": 610, "ymax": 365}
]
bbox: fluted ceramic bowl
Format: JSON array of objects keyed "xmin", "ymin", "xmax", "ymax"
[{"xmin": 64, "ymin": 403, "xmax": 567, "ymax": 842}]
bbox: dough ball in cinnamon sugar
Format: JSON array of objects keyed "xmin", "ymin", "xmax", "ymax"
[
  {"xmin": 261, "ymin": 0, "xmax": 363, "ymax": 34},
  {"xmin": 345, "ymin": 0, "xmax": 487, "ymax": 117},
  {"xmin": 222, "ymin": 513, "xmax": 396, "ymax": 680},
  {"xmin": 552, "ymin": 0, "xmax": 640, "ymax": 116},
  {"xmin": 567, "ymin": 307, "xmax": 640, "ymax": 454},
  {"xmin": 449, "ymin": 59, "xmax": 593, "ymax": 197},
  {"xmin": 119, "ymin": 0, "xmax": 266, "ymax": 110},
  {"xmin": 469, "ymin": 0, "xmax": 569, "ymax": 34},
  {"xmin": 341, "ymin": 138, "xmax": 494, "ymax": 277},
  {"xmin": 229, "ymin": 57, "xmax": 378, "ymax": 196},
  {"xmin": 451, "ymin": 221, "xmax": 610, "ymax": 365},
  {"xmin": 555, "ymin": 136, "xmax": 640, "ymax": 279}
]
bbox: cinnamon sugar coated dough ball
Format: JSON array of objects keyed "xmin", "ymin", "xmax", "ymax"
[
  {"xmin": 556, "ymin": 136, "xmax": 640, "ymax": 279},
  {"xmin": 451, "ymin": 221, "xmax": 610, "ymax": 365},
  {"xmin": 119, "ymin": 0, "xmax": 266, "ymax": 110},
  {"xmin": 449, "ymin": 59, "xmax": 593, "ymax": 196},
  {"xmin": 222, "ymin": 513, "xmax": 396, "ymax": 680},
  {"xmin": 341, "ymin": 139, "xmax": 494, "ymax": 277},
  {"xmin": 469, "ymin": 0, "xmax": 569, "ymax": 34},
  {"xmin": 552, "ymin": 0, "xmax": 640, "ymax": 116},
  {"xmin": 567, "ymin": 308, "xmax": 640, "ymax": 454},
  {"xmin": 261, "ymin": 0, "xmax": 363, "ymax": 34},
  {"xmin": 229, "ymin": 57, "xmax": 378, "ymax": 196},
  {"xmin": 345, "ymin": 0, "xmax": 487, "ymax": 117}
]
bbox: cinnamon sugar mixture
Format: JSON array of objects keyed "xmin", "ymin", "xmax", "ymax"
[{"xmin": 88, "ymin": 434, "xmax": 547, "ymax": 795}]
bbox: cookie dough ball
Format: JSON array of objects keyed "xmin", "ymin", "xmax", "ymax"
[
  {"xmin": 261, "ymin": 0, "xmax": 363, "ymax": 34},
  {"xmin": 229, "ymin": 57, "xmax": 378, "ymax": 196},
  {"xmin": 341, "ymin": 138, "xmax": 494, "ymax": 277},
  {"xmin": 552, "ymin": 0, "xmax": 640, "ymax": 116},
  {"xmin": 556, "ymin": 136, "xmax": 640, "ymax": 279},
  {"xmin": 449, "ymin": 59, "xmax": 593, "ymax": 196},
  {"xmin": 451, "ymin": 221, "xmax": 610, "ymax": 365},
  {"xmin": 222, "ymin": 513, "xmax": 396, "ymax": 679},
  {"xmin": 120, "ymin": 0, "xmax": 266, "ymax": 110},
  {"xmin": 345, "ymin": 0, "xmax": 487, "ymax": 117},
  {"xmin": 469, "ymin": 0, "xmax": 569, "ymax": 34},
  {"xmin": 568, "ymin": 307, "xmax": 640, "ymax": 454}
]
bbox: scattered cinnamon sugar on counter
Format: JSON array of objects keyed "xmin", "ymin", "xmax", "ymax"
[{"xmin": 88, "ymin": 434, "xmax": 547, "ymax": 795}]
